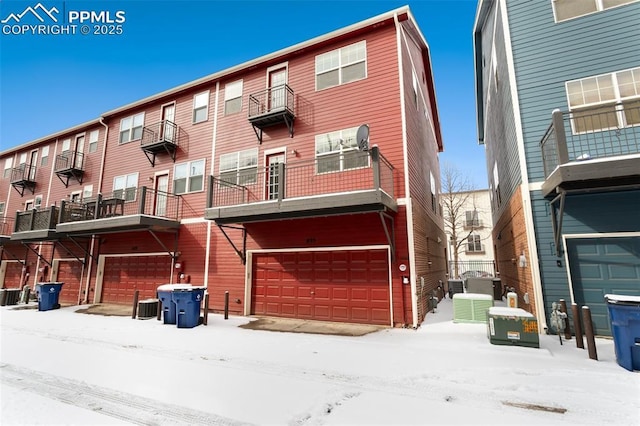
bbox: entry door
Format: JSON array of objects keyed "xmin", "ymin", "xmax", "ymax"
[
  {"xmin": 154, "ymin": 174, "xmax": 169, "ymax": 216},
  {"xmin": 74, "ymin": 135, "xmax": 85, "ymax": 169},
  {"xmin": 266, "ymin": 153, "xmax": 285, "ymax": 200},
  {"xmin": 28, "ymin": 150, "xmax": 38, "ymax": 180},
  {"xmin": 268, "ymin": 68, "xmax": 287, "ymax": 111},
  {"xmin": 161, "ymin": 104, "xmax": 176, "ymax": 142}
]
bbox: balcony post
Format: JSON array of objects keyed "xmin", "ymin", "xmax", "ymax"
[
  {"xmin": 371, "ymin": 146, "xmax": 381, "ymax": 189},
  {"xmin": 139, "ymin": 186, "xmax": 147, "ymax": 215},
  {"xmin": 278, "ymin": 163, "xmax": 285, "ymax": 202},
  {"xmin": 207, "ymin": 175, "xmax": 214, "ymax": 208},
  {"xmin": 28, "ymin": 209, "xmax": 36, "ymax": 231},
  {"xmin": 48, "ymin": 206, "xmax": 57, "ymax": 228},
  {"xmin": 552, "ymin": 109, "xmax": 569, "ymax": 165},
  {"xmin": 95, "ymin": 194, "xmax": 102, "ymax": 219},
  {"xmin": 59, "ymin": 200, "xmax": 66, "ymax": 224}
]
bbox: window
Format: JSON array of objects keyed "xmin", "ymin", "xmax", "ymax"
[
  {"xmin": 412, "ymin": 69, "xmax": 419, "ymax": 108},
  {"xmin": 430, "ymin": 172, "xmax": 437, "ymax": 212},
  {"xmin": 119, "ymin": 112, "xmax": 145, "ymax": 144},
  {"xmin": 40, "ymin": 146, "xmax": 49, "ymax": 167},
  {"xmin": 114, "ymin": 173, "xmax": 138, "ymax": 201},
  {"xmin": 25, "ymin": 200, "xmax": 34, "ymax": 210},
  {"xmin": 173, "ymin": 159, "xmax": 205, "ymax": 194},
  {"xmin": 219, "ymin": 150, "xmax": 258, "ymax": 186},
  {"xmin": 315, "ymin": 41, "xmax": 366, "ymax": 90},
  {"xmin": 465, "ymin": 210, "xmax": 480, "ymax": 227},
  {"xmin": 224, "ymin": 80, "xmax": 243, "ymax": 115},
  {"xmin": 553, "ymin": 0, "xmax": 638, "ymax": 22},
  {"xmin": 467, "ymin": 235, "xmax": 483, "ymax": 253},
  {"xmin": 61, "ymin": 138, "xmax": 71, "ymax": 153},
  {"xmin": 70, "ymin": 191, "xmax": 82, "ymax": 203},
  {"xmin": 88, "ymin": 130, "xmax": 99, "ymax": 153},
  {"xmin": 3, "ymin": 158, "xmax": 13, "ymax": 178},
  {"xmin": 493, "ymin": 162, "xmax": 501, "ymax": 207},
  {"xmin": 34, "ymin": 195, "xmax": 43, "ymax": 209},
  {"xmin": 0, "ymin": 202, "xmax": 4, "ymax": 217},
  {"xmin": 566, "ymin": 67, "xmax": 640, "ymax": 133},
  {"xmin": 192, "ymin": 91, "xmax": 209, "ymax": 123},
  {"xmin": 83, "ymin": 185, "xmax": 93, "ymax": 199},
  {"xmin": 315, "ymin": 127, "xmax": 369, "ymax": 173}
]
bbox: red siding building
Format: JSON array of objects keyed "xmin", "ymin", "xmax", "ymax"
[{"xmin": 0, "ymin": 6, "xmax": 445, "ymax": 328}]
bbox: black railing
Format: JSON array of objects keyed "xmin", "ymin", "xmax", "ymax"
[
  {"xmin": 141, "ymin": 120, "xmax": 178, "ymax": 146},
  {"xmin": 448, "ymin": 260, "xmax": 496, "ymax": 279},
  {"xmin": 54, "ymin": 151, "xmax": 84, "ymax": 171},
  {"xmin": 248, "ymin": 84, "xmax": 294, "ymax": 119},
  {"xmin": 10, "ymin": 165, "xmax": 36, "ymax": 183},
  {"xmin": 58, "ymin": 186, "xmax": 181, "ymax": 223},
  {"xmin": 14, "ymin": 206, "xmax": 59, "ymax": 232},
  {"xmin": 0, "ymin": 217, "xmax": 14, "ymax": 235},
  {"xmin": 207, "ymin": 147, "xmax": 394, "ymax": 208},
  {"xmin": 541, "ymin": 103, "xmax": 640, "ymax": 178}
]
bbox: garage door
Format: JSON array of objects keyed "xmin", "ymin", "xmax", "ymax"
[
  {"xmin": 101, "ymin": 255, "xmax": 172, "ymax": 304},
  {"xmin": 56, "ymin": 260, "xmax": 83, "ymax": 305},
  {"xmin": 251, "ymin": 249, "xmax": 390, "ymax": 325},
  {"xmin": 1, "ymin": 261, "xmax": 23, "ymax": 288},
  {"xmin": 567, "ymin": 237, "xmax": 640, "ymax": 336}
]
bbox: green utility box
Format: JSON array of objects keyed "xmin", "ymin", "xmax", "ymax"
[
  {"xmin": 487, "ymin": 307, "xmax": 539, "ymax": 348},
  {"xmin": 453, "ymin": 293, "xmax": 493, "ymax": 323}
]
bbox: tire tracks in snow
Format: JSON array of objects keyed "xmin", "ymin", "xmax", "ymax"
[{"xmin": 0, "ymin": 363, "xmax": 252, "ymax": 426}]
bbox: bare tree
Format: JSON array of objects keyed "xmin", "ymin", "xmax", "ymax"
[{"xmin": 441, "ymin": 162, "xmax": 477, "ymax": 278}]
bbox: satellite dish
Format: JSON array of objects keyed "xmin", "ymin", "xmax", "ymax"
[{"xmin": 356, "ymin": 124, "xmax": 369, "ymax": 151}]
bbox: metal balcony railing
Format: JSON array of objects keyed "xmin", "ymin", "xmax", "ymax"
[
  {"xmin": 14, "ymin": 206, "xmax": 59, "ymax": 232},
  {"xmin": 464, "ymin": 219, "xmax": 482, "ymax": 228},
  {"xmin": 0, "ymin": 217, "xmax": 14, "ymax": 236},
  {"xmin": 541, "ymin": 103, "xmax": 640, "ymax": 178},
  {"xmin": 141, "ymin": 120, "xmax": 178, "ymax": 147},
  {"xmin": 54, "ymin": 151, "xmax": 84, "ymax": 172},
  {"xmin": 207, "ymin": 147, "xmax": 394, "ymax": 208},
  {"xmin": 10, "ymin": 164, "xmax": 36, "ymax": 183},
  {"xmin": 58, "ymin": 186, "xmax": 181, "ymax": 223},
  {"xmin": 448, "ymin": 260, "xmax": 496, "ymax": 279},
  {"xmin": 248, "ymin": 84, "xmax": 294, "ymax": 119}
]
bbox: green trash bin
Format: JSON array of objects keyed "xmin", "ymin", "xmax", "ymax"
[{"xmin": 487, "ymin": 307, "xmax": 539, "ymax": 348}]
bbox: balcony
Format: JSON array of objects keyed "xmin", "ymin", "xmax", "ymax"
[
  {"xmin": 56, "ymin": 187, "xmax": 181, "ymax": 236},
  {"xmin": 540, "ymin": 104, "xmax": 640, "ymax": 197},
  {"xmin": 0, "ymin": 217, "xmax": 14, "ymax": 243},
  {"xmin": 141, "ymin": 120, "xmax": 179, "ymax": 166},
  {"xmin": 11, "ymin": 206, "xmax": 60, "ymax": 241},
  {"xmin": 54, "ymin": 151, "xmax": 85, "ymax": 187},
  {"xmin": 463, "ymin": 219, "xmax": 483, "ymax": 229},
  {"xmin": 205, "ymin": 146, "xmax": 396, "ymax": 225},
  {"xmin": 10, "ymin": 165, "xmax": 36, "ymax": 196},
  {"xmin": 248, "ymin": 84, "xmax": 295, "ymax": 143}
]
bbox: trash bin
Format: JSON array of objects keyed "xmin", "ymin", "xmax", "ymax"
[
  {"xmin": 605, "ymin": 294, "xmax": 640, "ymax": 372},
  {"xmin": 492, "ymin": 278, "xmax": 502, "ymax": 301},
  {"xmin": 171, "ymin": 287, "xmax": 205, "ymax": 328},
  {"xmin": 4, "ymin": 288, "xmax": 22, "ymax": 306},
  {"xmin": 138, "ymin": 298, "xmax": 159, "ymax": 319},
  {"xmin": 157, "ymin": 284, "xmax": 192, "ymax": 324},
  {"xmin": 36, "ymin": 282, "xmax": 64, "ymax": 311},
  {"xmin": 447, "ymin": 279, "xmax": 464, "ymax": 298},
  {"xmin": 0, "ymin": 289, "xmax": 7, "ymax": 306}
]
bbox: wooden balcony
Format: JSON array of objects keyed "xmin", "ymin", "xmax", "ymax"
[
  {"xmin": 247, "ymin": 84, "xmax": 295, "ymax": 143},
  {"xmin": 205, "ymin": 146, "xmax": 396, "ymax": 225},
  {"xmin": 140, "ymin": 120, "xmax": 179, "ymax": 166},
  {"xmin": 11, "ymin": 206, "xmax": 60, "ymax": 241},
  {"xmin": 540, "ymin": 104, "xmax": 640, "ymax": 197}
]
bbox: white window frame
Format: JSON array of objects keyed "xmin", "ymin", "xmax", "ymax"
[
  {"xmin": 467, "ymin": 234, "xmax": 483, "ymax": 253},
  {"xmin": 315, "ymin": 40, "xmax": 367, "ymax": 91},
  {"xmin": 173, "ymin": 159, "xmax": 205, "ymax": 195},
  {"xmin": 83, "ymin": 185, "xmax": 94, "ymax": 199},
  {"xmin": 224, "ymin": 80, "xmax": 243, "ymax": 115},
  {"xmin": 565, "ymin": 66, "xmax": 640, "ymax": 133},
  {"xmin": 552, "ymin": 0, "xmax": 639, "ymax": 23},
  {"xmin": 119, "ymin": 112, "xmax": 145, "ymax": 144},
  {"xmin": 192, "ymin": 91, "xmax": 209, "ymax": 123},
  {"xmin": 113, "ymin": 172, "xmax": 138, "ymax": 202},
  {"xmin": 25, "ymin": 199, "xmax": 34, "ymax": 210},
  {"xmin": 88, "ymin": 130, "xmax": 99, "ymax": 153},
  {"xmin": 314, "ymin": 127, "xmax": 370, "ymax": 174},
  {"xmin": 219, "ymin": 149, "xmax": 258, "ymax": 187},
  {"xmin": 3, "ymin": 157, "xmax": 13, "ymax": 178},
  {"xmin": 40, "ymin": 146, "xmax": 49, "ymax": 167},
  {"xmin": 34, "ymin": 195, "xmax": 43, "ymax": 209},
  {"xmin": 0, "ymin": 201, "xmax": 5, "ymax": 217}
]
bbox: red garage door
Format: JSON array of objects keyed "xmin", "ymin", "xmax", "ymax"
[
  {"xmin": 101, "ymin": 255, "xmax": 172, "ymax": 304},
  {"xmin": 2, "ymin": 261, "xmax": 23, "ymax": 288},
  {"xmin": 57, "ymin": 260, "xmax": 83, "ymax": 305},
  {"xmin": 251, "ymin": 249, "xmax": 390, "ymax": 325}
]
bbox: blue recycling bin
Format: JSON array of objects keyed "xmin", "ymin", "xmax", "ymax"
[
  {"xmin": 171, "ymin": 287, "xmax": 205, "ymax": 328},
  {"xmin": 605, "ymin": 294, "xmax": 640, "ymax": 372},
  {"xmin": 36, "ymin": 282, "xmax": 64, "ymax": 311},
  {"xmin": 157, "ymin": 284, "xmax": 192, "ymax": 324}
]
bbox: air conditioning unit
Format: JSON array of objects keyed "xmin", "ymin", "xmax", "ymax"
[{"xmin": 453, "ymin": 293, "xmax": 494, "ymax": 323}]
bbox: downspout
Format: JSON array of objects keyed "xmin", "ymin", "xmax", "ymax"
[
  {"xmin": 499, "ymin": 0, "xmax": 546, "ymax": 331},
  {"xmin": 83, "ymin": 117, "xmax": 109, "ymax": 303},
  {"xmin": 204, "ymin": 81, "xmax": 220, "ymax": 290},
  {"xmin": 394, "ymin": 12, "xmax": 417, "ymax": 328}
]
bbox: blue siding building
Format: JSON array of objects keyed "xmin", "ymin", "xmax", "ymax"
[{"xmin": 474, "ymin": 0, "xmax": 640, "ymax": 336}]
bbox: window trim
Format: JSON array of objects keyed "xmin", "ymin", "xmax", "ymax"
[
  {"xmin": 218, "ymin": 149, "xmax": 258, "ymax": 187},
  {"xmin": 192, "ymin": 91, "xmax": 209, "ymax": 124},
  {"xmin": 315, "ymin": 40, "xmax": 367, "ymax": 91},
  {"xmin": 224, "ymin": 80, "xmax": 243, "ymax": 115},
  {"xmin": 88, "ymin": 130, "xmax": 99, "ymax": 153},
  {"xmin": 113, "ymin": 172, "xmax": 139, "ymax": 202},
  {"xmin": 119, "ymin": 112, "xmax": 145, "ymax": 144},
  {"xmin": 40, "ymin": 146, "xmax": 49, "ymax": 167},
  {"xmin": 173, "ymin": 159, "xmax": 206, "ymax": 195},
  {"xmin": 314, "ymin": 127, "xmax": 370, "ymax": 174},
  {"xmin": 552, "ymin": 0, "xmax": 639, "ymax": 23}
]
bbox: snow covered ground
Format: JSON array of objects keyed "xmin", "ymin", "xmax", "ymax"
[{"xmin": 1, "ymin": 299, "xmax": 638, "ymax": 425}]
